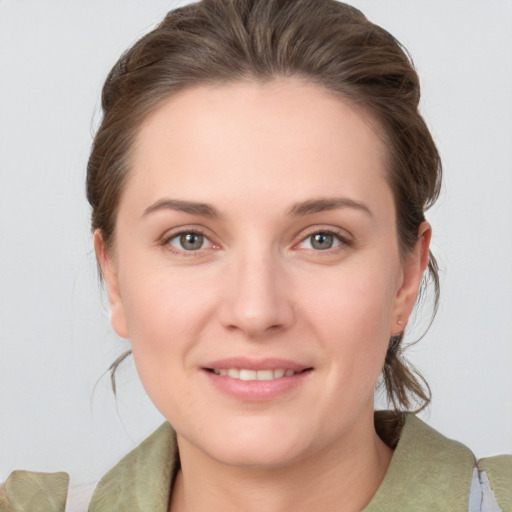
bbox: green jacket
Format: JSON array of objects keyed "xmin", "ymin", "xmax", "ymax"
[{"xmin": 1, "ymin": 414, "xmax": 511, "ymax": 511}]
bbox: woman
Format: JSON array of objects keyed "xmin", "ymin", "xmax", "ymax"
[{"xmin": 1, "ymin": 0, "xmax": 510, "ymax": 511}]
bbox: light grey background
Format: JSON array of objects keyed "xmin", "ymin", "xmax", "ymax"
[{"xmin": 1, "ymin": 0, "xmax": 511, "ymax": 509}]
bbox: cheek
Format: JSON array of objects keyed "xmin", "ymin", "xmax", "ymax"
[
  {"xmin": 120, "ymin": 254, "xmax": 217, "ymax": 334},
  {"xmin": 117, "ymin": 267, "xmax": 216, "ymax": 396},
  {"xmin": 304, "ymin": 263, "xmax": 396, "ymax": 334},
  {"xmin": 300, "ymin": 262, "xmax": 398, "ymax": 376}
]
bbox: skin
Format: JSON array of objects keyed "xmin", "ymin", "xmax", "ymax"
[{"xmin": 95, "ymin": 78, "xmax": 431, "ymax": 512}]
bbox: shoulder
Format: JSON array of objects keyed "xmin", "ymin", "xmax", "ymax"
[
  {"xmin": 367, "ymin": 412, "xmax": 475, "ymax": 511},
  {"xmin": 0, "ymin": 422, "xmax": 176, "ymax": 512},
  {"xmin": 477, "ymin": 454, "xmax": 512, "ymax": 512},
  {"xmin": 366, "ymin": 412, "xmax": 510, "ymax": 512},
  {"xmin": 0, "ymin": 470, "xmax": 69, "ymax": 512}
]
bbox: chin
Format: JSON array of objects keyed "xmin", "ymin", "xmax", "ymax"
[
  {"xmin": 186, "ymin": 415, "xmax": 313, "ymax": 469},
  {"xmin": 209, "ymin": 439, "xmax": 306, "ymax": 469}
]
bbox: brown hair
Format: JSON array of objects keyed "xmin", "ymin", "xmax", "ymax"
[{"xmin": 88, "ymin": 0, "xmax": 441, "ymax": 412}]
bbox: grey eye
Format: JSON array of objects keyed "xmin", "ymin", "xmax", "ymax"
[
  {"xmin": 310, "ymin": 233, "xmax": 335, "ymax": 250},
  {"xmin": 172, "ymin": 232, "xmax": 206, "ymax": 251}
]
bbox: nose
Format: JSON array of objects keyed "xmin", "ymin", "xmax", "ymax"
[{"xmin": 218, "ymin": 249, "xmax": 295, "ymax": 339}]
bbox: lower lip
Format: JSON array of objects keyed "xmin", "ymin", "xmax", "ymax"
[{"xmin": 203, "ymin": 370, "xmax": 312, "ymax": 401}]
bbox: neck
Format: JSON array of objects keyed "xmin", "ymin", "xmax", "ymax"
[{"xmin": 169, "ymin": 410, "xmax": 393, "ymax": 512}]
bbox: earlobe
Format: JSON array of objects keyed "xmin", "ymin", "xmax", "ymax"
[
  {"xmin": 391, "ymin": 222, "xmax": 432, "ymax": 335},
  {"xmin": 93, "ymin": 230, "xmax": 129, "ymax": 339}
]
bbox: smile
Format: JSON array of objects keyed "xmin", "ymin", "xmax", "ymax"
[
  {"xmin": 210, "ymin": 368, "xmax": 302, "ymax": 380},
  {"xmin": 203, "ymin": 362, "xmax": 313, "ymax": 400}
]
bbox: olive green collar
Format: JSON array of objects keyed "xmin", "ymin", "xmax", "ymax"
[
  {"xmin": 364, "ymin": 412, "xmax": 475, "ymax": 511},
  {"xmin": 88, "ymin": 413, "xmax": 476, "ymax": 511},
  {"xmin": 89, "ymin": 421, "xmax": 178, "ymax": 511}
]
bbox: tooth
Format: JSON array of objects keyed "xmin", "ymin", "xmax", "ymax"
[
  {"xmin": 256, "ymin": 370, "xmax": 274, "ymax": 381},
  {"xmin": 219, "ymin": 368, "xmax": 298, "ymax": 380},
  {"xmin": 239, "ymin": 369, "xmax": 257, "ymax": 381}
]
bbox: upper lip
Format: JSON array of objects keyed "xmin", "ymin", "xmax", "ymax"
[{"xmin": 203, "ymin": 357, "xmax": 312, "ymax": 372}]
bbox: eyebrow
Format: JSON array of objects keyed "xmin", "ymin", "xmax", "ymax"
[
  {"xmin": 143, "ymin": 199, "xmax": 218, "ymax": 218},
  {"xmin": 287, "ymin": 197, "xmax": 373, "ymax": 217},
  {"xmin": 142, "ymin": 196, "xmax": 372, "ymax": 219}
]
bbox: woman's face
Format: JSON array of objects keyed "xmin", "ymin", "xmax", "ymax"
[{"xmin": 97, "ymin": 79, "xmax": 428, "ymax": 468}]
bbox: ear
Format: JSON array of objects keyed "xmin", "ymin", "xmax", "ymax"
[
  {"xmin": 93, "ymin": 230, "xmax": 129, "ymax": 339},
  {"xmin": 390, "ymin": 221, "xmax": 432, "ymax": 336}
]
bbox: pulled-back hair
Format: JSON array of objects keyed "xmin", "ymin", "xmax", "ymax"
[{"xmin": 88, "ymin": 0, "xmax": 441, "ymax": 412}]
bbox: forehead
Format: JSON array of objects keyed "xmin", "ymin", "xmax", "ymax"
[{"xmin": 125, "ymin": 78, "xmax": 392, "ymax": 216}]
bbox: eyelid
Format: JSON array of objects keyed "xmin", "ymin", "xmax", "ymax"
[
  {"xmin": 294, "ymin": 226, "xmax": 353, "ymax": 251},
  {"xmin": 158, "ymin": 224, "xmax": 352, "ymax": 255},
  {"xmin": 159, "ymin": 225, "xmax": 219, "ymax": 254}
]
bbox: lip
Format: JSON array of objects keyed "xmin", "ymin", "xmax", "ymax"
[
  {"xmin": 203, "ymin": 357, "xmax": 310, "ymax": 372},
  {"xmin": 201, "ymin": 357, "xmax": 313, "ymax": 401}
]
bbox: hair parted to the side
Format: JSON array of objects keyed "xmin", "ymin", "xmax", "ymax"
[{"xmin": 87, "ymin": 0, "xmax": 442, "ymax": 412}]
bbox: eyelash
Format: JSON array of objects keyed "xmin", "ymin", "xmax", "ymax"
[
  {"xmin": 161, "ymin": 228, "xmax": 215, "ymax": 256},
  {"xmin": 295, "ymin": 228, "xmax": 352, "ymax": 254},
  {"xmin": 160, "ymin": 227, "xmax": 352, "ymax": 256}
]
